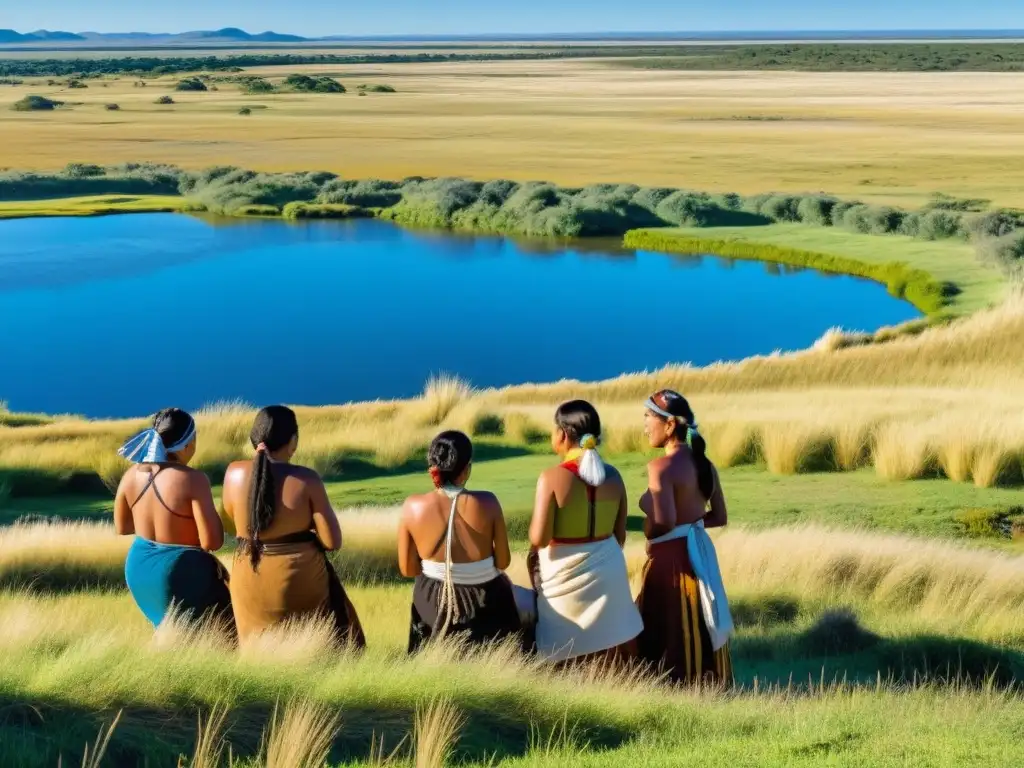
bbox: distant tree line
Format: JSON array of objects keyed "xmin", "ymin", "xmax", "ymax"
[
  {"xmin": 1, "ymin": 163, "xmax": 1021, "ymax": 278},
  {"xmin": 618, "ymin": 43, "xmax": 1024, "ymax": 72},
  {"xmin": 3, "ymin": 43, "xmax": 1024, "ymax": 78}
]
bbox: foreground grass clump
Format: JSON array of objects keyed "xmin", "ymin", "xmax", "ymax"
[{"xmin": 0, "ymin": 520, "xmax": 1022, "ymax": 765}]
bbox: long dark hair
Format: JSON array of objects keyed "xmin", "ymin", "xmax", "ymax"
[
  {"xmin": 649, "ymin": 390, "xmax": 714, "ymax": 499},
  {"xmin": 247, "ymin": 405, "xmax": 298, "ymax": 567},
  {"xmin": 428, "ymin": 431, "xmax": 473, "ymax": 488},
  {"xmin": 554, "ymin": 400, "xmax": 601, "ymax": 445}
]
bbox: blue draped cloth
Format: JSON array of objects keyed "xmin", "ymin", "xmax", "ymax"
[{"xmin": 124, "ymin": 537, "xmax": 234, "ymax": 628}]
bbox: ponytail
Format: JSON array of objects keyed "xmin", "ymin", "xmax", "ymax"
[
  {"xmin": 576, "ymin": 433, "xmax": 606, "ymax": 487},
  {"xmin": 688, "ymin": 427, "xmax": 715, "ymax": 500},
  {"xmin": 555, "ymin": 400, "xmax": 606, "ymax": 487},
  {"xmin": 246, "ymin": 405, "xmax": 299, "ymax": 569},
  {"xmin": 247, "ymin": 448, "xmax": 276, "ymax": 568}
]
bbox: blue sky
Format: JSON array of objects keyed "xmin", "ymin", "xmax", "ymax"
[{"xmin": 5, "ymin": 1, "xmax": 1021, "ymax": 36}]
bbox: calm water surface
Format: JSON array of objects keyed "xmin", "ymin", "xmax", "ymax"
[{"xmin": 0, "ymin": 214, "xmax": 919, "ymax": 418}]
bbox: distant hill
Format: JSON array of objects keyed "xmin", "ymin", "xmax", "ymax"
[
  {"xmin": 1, "ymin": 27, "xmax": 308, "ymax": 46},
  {"xmin": 0, "ymin": 29, "xmax": 86, "ymax": 43}
]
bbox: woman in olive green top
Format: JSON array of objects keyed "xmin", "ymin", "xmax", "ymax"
[{"xmin": 528, "ymin": 400, "xmax": 643, "ymax": 664}]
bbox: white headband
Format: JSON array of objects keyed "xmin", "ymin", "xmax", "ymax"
[{"xmin": 645, "ymin": 398, "xmax": 699, "ymax": 433}]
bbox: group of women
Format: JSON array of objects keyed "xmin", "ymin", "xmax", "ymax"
[{"xmin": 114, "ymin": 390, "xmax": 733, "ymax": 685}]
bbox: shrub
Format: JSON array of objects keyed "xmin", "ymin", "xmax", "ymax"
[
  {"xmin": 187, "ymin": 170, "xmax": 326, "ymax": 215},
  {"xmin": 655, "ymin": 191, "xmax": 723, "ymax": 227},
  {"xmin": 953, "ymin": 508, "xmax": 1012, "ymax": 538},
  {"xmin": 841, "ymin": 204, "xmax": 904, "ymax": 235},
  {"xmin": 759, "ymin": 194, "xmax": 803, "ymax": 222},
  {"xmin": 917, "ymin": 209, "xmax": 964, "ymax": 240},
  {"xmin": 829, "ymin": 200, "xmax": 860, "ymax": 227},
  {"xmin": 631, "ymin": 186, "xmax": 675, "ymax": 213},
  {"xmin": 924, "ymin": 192, "xmax": 990, "ymax": 212},
  {"xmin": 977, "ymin": 230, "xmax": 1024, "ymax": 277},
  {"xmin": 237, "ymin": 76, "xmax": 275, "ymax": 94},
  {"xmin": 105, "ymin": 103, "xmax": 120, "ymax": 111},
  {"xmin": 478, "ymin": 179, "xmax": 519, "ymax": 207},
  {"xmin": 238, "ymin": 107, "xmax": 252, "ymax": 116},
  {"xmin": 63, "ymin": 163, "xmax": 105, "ymax": 179},
  {"xmin": 966, "ymin": 209, "xmax": 1024, "ymax": 239},
  {"xmin": 175, "ymin": 77, "xmax": 208, "ymax": 92},
  {"xmin": 155, "ymin": 95, "xmax": 175, "ymax": 105},
  {"xmin": 358, "ymin": 84, "xmax": 396, "ymax": 93},
  {"xmin": 319, "ymin": 178, "xmax": 402, "ymax": 208},
  {"xmin": 11, "ymin": 95, "xmax": 62, "ymax": 111},
  {"xmin": 285, "ymin": 74, "xmax": 346, "ymax": 93},
  {"xmin": 795, "ymin": 195, "xmax": 837, "ymax": 226},
  {"xmin": 67, "ymin": 79, "xmax": 88, "ymax": 89}
]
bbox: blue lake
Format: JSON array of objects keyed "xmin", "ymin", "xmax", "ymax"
[{"xmin": 0, "ymin": 214, "xmax": 919, "ymax": 418}]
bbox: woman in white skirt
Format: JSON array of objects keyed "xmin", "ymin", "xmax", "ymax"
[{"xmin": 527, "ymin": 400, "xmax": 643, "ymax": 666}]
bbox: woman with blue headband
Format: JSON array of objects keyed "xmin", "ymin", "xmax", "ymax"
[
  {"xmin": 114, "ymin": 408, "xmax": 234, "ymax": 633},
  {"xmin": 527, "ymin": 400, "xmax": 642, "ymax": 666},
  {"xmin": 636, "ymin": 389, "xmax": 734, "ymax": 685}
]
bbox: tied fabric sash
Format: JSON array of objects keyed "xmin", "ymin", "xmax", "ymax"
[
  {"xmin": 649, "ymin": 521, "xmax": 734, "ymax": 651},
  {"xmin": 420, "ymin": 557, "xmax": 499, "ymax": 586}
]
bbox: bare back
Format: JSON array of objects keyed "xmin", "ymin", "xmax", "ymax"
[
  {"xmin": 222, "ymin": 460, "xmax": 341, "ymax": 549},
  {"xmin": 113, "ymin": 463, "xmax": 223, "ymax": 550},
  {"xmin": 398, "ymin": 490, "xmax": 512, "ymax": 577},
  {"xmin": 641, "ymin": 447, "xmax": 727, "ymax": 535}
]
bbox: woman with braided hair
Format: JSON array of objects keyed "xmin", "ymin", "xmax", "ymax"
[
  {"xmin": 528, "ymin": 400, "xmax": 642, "ymax": 666},
  {"xmin": 222, "ymin": 405, "xmax": 365, "ymax": 648},
  {"xmin": 398, "ymin": 430, "xmax": 522, "ymax": 653},
  {"xmin": 637, "ymin": 389, "xmax": 734, "ymax": 685}
]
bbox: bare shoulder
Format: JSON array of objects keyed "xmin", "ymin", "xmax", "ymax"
[
  {"xmin": 184, "ymin": 465, "xmax": 212, "ymax": 490},
  {"xmin": 401, "ymin": 491, "xmax": 434, "ymax": 520},
  {"xmin": 646, "ymin": 455, "xmax": 673, "ymax": 480},
  {"xmin": 467, "ymin": 489, "xmax": 501, "ymax": 513},
  {"xmin": 540, "ymin": 464, "xmax": 571, "ymax": 486}
]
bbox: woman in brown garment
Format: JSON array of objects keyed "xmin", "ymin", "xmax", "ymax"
[
  {"xmin": 636, "ymin": 389, "xmax": 734, "ymax": 685},
  {"xmin": 222, "ymin": 405, "xmax": 365, "ymax": 647},
  {"xmin": 398, "ymin": 430, "xmax": 522, "ymax": 652}
]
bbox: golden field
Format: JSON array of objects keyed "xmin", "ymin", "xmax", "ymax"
[{"xmin": 2, "ymin": 61, "xmax": 1024, "ymax": 207}]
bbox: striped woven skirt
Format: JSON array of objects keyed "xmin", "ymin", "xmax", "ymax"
[{"xmin": 635, "ymin": 536, "xmax": 733, "ymax": 685}]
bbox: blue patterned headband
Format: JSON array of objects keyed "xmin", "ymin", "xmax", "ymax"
[{"xmin": 118, "ymin": 419, "xmax": 196, "ymax": 464}]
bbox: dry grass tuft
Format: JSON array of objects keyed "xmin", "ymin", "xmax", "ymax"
[
  {"xmin": 262, "ymin": 699, "xmax": 340, "ymax": 768},
  {"xmin": 415, "ymin": 375, "xmax": 473, "ymax": 427},
  {"xmin": 79, "ymin": 710, "xmax": 122, "ymax": 768},
  {"xmin": 189, "ymin": 702, "xmax": 230, "ymax": 768},
  {"xmin": 414, "ymin": 697, "xmax": 464, "ymax": 768}
]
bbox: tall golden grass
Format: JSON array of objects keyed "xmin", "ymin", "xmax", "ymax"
[
  {"xmin": 1, "ymin": 298, "xmax": 1022, "ymax": 490},
  {"xmin": 4, "ymin": 518, "xmax": 1022, "ymax": 648}
]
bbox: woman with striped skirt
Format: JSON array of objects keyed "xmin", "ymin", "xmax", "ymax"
[{"xmin": 636, "ymin": 390, "xmax": 734, "ymax": 685}]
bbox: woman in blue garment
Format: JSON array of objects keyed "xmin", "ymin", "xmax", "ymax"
[{"xmin": 114, "ymin": 408, "xmax": 234, "ymax": 633}]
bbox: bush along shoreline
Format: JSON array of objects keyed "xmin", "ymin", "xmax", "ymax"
[{"xmin": 2, "ymin": 164, "xmax": 1022, "ymax": 314}]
